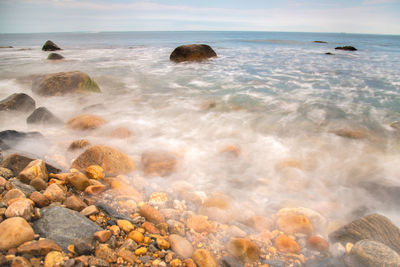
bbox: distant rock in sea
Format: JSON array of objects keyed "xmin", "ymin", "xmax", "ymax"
[
  {"xmin": 170, "ymin": 44, "xmax": 217, "ymax": 63},
  {"xmin": 42, "ymin": 40, "xmax": 62, "ymax": 51},
  {"xmin": 335, "ymin": 46, "xmax": 357, "ymax": 51},
  {"xmin": 313, "ymin": 41, "xmax": 327, "ymax": 43},
  {"xmin": 0, "ymin": 46, "xmax": 13, "ymax": 48},
  {"xmin": 47, "ymin": 53, "xmax": 64, "ymax": 60}
]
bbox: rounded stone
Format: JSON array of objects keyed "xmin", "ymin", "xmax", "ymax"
[
  {"xmin": 5, "ymin": 198, "xmax": 33, "ymax": 220},
  {"xmin": 169, "ymin": 234, "xmax": 193, "ymax": 259},
  {"xmin": 0, "ymin": 217, "xmax": 35, "ymax": 250},
  {"xmin": 85, "ymin": 165, "xmax": 105, "ymax": 180},
  {"xmin": 67, "ymin": 114, "xmax": 106, "ymax": 131},
  {"xmin": 193, "ymin": 249, "xmax": 218, "ymax": 267},
  {"xmin": 170, "ymin": 44, "xmax": 217, "ymax": 63},
  {"xmin": 227, "ymin": 238, "xmax": 260, "ymax": 263},
  {"xmin": 139, "ymin": 204, "xmax": 165, "ymax": 224},
  {"xmin": 350, "ymin": 239, "xmax": 400, "ymax": 266},
  {"xmin": 43, "ymin": 183, "xmax": 65, "ymax": 203}
]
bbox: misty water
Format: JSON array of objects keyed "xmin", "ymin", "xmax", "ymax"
[{"xmin": 1, "ymin": 31, "xmax": 400, "ymax": 228}]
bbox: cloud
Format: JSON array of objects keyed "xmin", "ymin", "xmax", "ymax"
[{"xmin": 363, "ymin": 0, "xmax": 400, "ymax": 4}]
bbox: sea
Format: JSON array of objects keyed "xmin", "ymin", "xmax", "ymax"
[{"xmin": 0, "ymin": 31, "xmax": 400, "ymax": 225}]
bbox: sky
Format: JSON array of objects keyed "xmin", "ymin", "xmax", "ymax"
[{"xmin": 0, "ymin": 0, "xmax": 399, "ymax": 34}]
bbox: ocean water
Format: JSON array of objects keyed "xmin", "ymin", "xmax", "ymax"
[{"xmin": 1, "ymin": 31, "xmax": 400, "ymax": 226}]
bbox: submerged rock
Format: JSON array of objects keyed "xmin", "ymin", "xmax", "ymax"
[
  {"xmin": 32, "ymin": 71, "xmax": 101, "ymax": 96},
  {"xmin": 335, "ymin": 46, "xmax": 357, "ymax": 51},
  {"xmin": 313, "ymin": 41, "xmax": 328, "ymax": 43},
  {"xmin": 141, "ymin": 150, "xmax": 178, "ymax": 177},
  {"xmin": 329, "ymin": 213, "xmax": 400, "ymax": 254},
  {"xmin": 349, "ymin": 239, "xmax": 400, "ymax": 267},
  {"xmin": 27, "ymin": 107, "xmax": 62, "ymax": 125},
  {"xmin": 42, "ymin": 40, "xmax": 62, "ymax": 51},
  {"xmin": 0, "ymin": 93, "xmax": 35, "ymax": 113},
  {"xmin": 169, "ymin": 234, "xmax": 194, "ymax": 258},
  {"xmin": 71, "ymin": 145, "xmax": 135, "ymax": 176},
  {"xmin": 170, "ymin": 44, "xmax": 217, "ymax": 63},
  {"xmin": 67, "ymin": 114, "xmax": 106, "ymax": 130},
  {"xmin": 227, "ymin": 238, "xmax": 260, "ymax": 263},
  {"xmin": 0, "ymin": 130, "xmax": 44, "ymax": 150},
  {"xmin": 33, "ymin": 206, "xmax": 102, "ymax": 251},
  {"xmin": 47, "ymin": 53, "xmax": 64, "ymax": 60},
  {"xmin": 0, "ymin": 153, "xmax": 61, "ymax": 177}
]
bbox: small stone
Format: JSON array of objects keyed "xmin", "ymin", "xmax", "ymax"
[
  {"xmin": 187, "ymin": 215, "xmax": 212, "ymax": 233},
  {"xmin": 110, "ymin": 127, "xmax": 132, "ymax": 139},
  {"xmin": 346, "ymin": 242, "xmax": 354, "ymax": 254},
  {"xmin": 67, "ymin": 171, "xmax": 90, "ymax": 191},
  {"xmin": 142, "ymin": 221, "xmax": 160, "ymax": 234},
  {"xmin": 47, "ymin": 53, "xmax": 64, "ymax": 60},
  {"xmin": 167, "ymin": 219, "xmax": 186, "ymax": 236},
  {"xmin": 119, "ymin": 238, "xmax": 138, "ymax": 251},
  {"xmin": 330, "ymin": 242, "xmax": 346, "ymax": 258},
  {"xmin": 193, "ymin": 249, "xmax": 218, "ymax": 267},
  {"xmin": 84, "ymin": 184, "xmax": 107, "ymax": 195},
  {"xmin": 68, "ymin": 139, "xmax": 90, "ymax": 151},
  {"xmin": 44, "ymin": 251, "xmax": 64, "ymax": 267},
  {"xmin": 5, "ymin": 198, "xmax": 33, "ymax": 220},
  {"xmin": 29, "ymin": 178, "xmax": 48, "ymax": 191},
  {"xmin": 227, "ymin": 238, "xmax": 260, "ymax": 263},
  {"xmin": 276, "ymin": 213, "xmax": 313, "ymax": 236},
  {"xmin": 141, "ymin": 150, "xmax": 178, "ymax": 177},
  {"xmin": 149, "ymin": 192, "xmax": 169, "ymax": 207},
  {"xmin": 18, "ymin": 159, "xmax": 48, "ymax": 184},
  {"xmin": 109, "ymin": 225, "xmax": 120, "ymax": 235},
  {"xmin": 156, "ymin": 237, "xmax": 170, "ymax": 250},
  {"xmin": 0, "ymin": 167, "xmax": 14, "ymax": 179},
  {"xmin": 274, "ymin": 234, "xmax": 301, "ymax": 254},
  {"xmin": 94, "ymin": 230, "xmax": 112, "ymax": 243},
  {"xmin": 9, "ymin": 178, "xmax": 36, "ymax": 196},
  {"xmin": 220, "ymin": 256, "xmax": 244, "ymax": 267},
  {"xmin": 29, "ymin": 192, "xmax": 50, "ymax": 208},
  {"xmin": 169, "ymin": 234, "xmax": 193, "ymax": 259},
  {"xmin": 95, "ymin": 244, "xmax": 117, "ymax": 263},
  {"xmin": 88, "ymin": 256, "xmax": 108, "ymax": 267},
  {"xmin": 128, "ymin": 231, "xmax": 144, "ymax": 244},
  {"xmin": 117, "ymin": 219, "xmax": 134, "ymax": 233},
  {"xmin": 17, "ymin": 239, "xmax": 62, "ymax": 255},
  {"xmin": 0, "ymin": 176, "xmax": 6, "ymax": 187},
  {"xmin": 43, "ymin": 183, "xmax": 65, "ymax": 203},
  {"xmin": 85, "ymin": 165, "xmax": 105, "ymax": 180},
  {"xmin": 67, "ymin": 114, "xmax": 106, "ymax": 131},
  {"xmin": 307, "ymin": 235, "xmax": 329, "ymax": 253},
  {"xmin": 74, "ymin": 238, "xmax": 93, "ymax": 255},
  {"xmin": 184, "ymin": 258, "xmax": 197, "ymax": 267},
  {"xmin": 135, "ymin": 247, "xmax": 148, "ymax": 256},
  {"xmin": 169, "ymin": 258, "xmax": 182, "ymax": 267},
  {"xmin": 11, "ymin": 256, "xmax": 31, "ymax": 267},
  {"xmin": 64, "ymin": 195, "xmax": 87, "ymax": 211},
  {"xmin": 350, "ymin": 239, "xmax": 400, "ymax": 266},
  {"xmin": 116, "ymin": 248, "xmax": 136, "ymax": 264},
  {"xmin": 333, "ymin": 129, "xmax": 366, "ymax": 139},
  {"xmin": 139, "ymin": 204, "xmax": 165, "ymax": 224},
  {"xmin": 80, "ymin": 205, "xmax": 99, "ymax": 216},
  {"xmin": 4, "ymin": 189, "xmax": 26, "ymax": 204}
]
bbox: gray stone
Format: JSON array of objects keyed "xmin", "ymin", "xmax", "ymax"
[
  {"xmin": 33, "ymin": 206, "xmax": 102, "ymax": 251},
  {"xmin": 9, "ymin": 178, "xmax": 36, "ymax": 196},
  {"xmin": 47, "ymin": 53, "xmax": 64, "ymax": 60},
  {"xmin": 42, "ymin": 40, "xmax": 62, "ymax": 51},
  {"xmin": 0, "ymin": 93, "xmax": 35, "ymax": 113},
  {"xmin": 27, "ymin": 107, "xmax": 62, "ymax": 125},
  {"xmin": 349, "ymin": 239, "xmax": 400, "ymax": 267}
]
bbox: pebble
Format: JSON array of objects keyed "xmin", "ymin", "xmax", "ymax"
[
  {"xmin": 18, "ymin": 159, "xmax": 48, "ymax": 184},
  {"xmin": 156, "ymin": 237, "xmax": 170, "ymax": 250},
  {"xmin": 67, "ymin": 171, "xmax": 90, "ymax": 191},
  {"xmin": 84, "ymin": 184, "xmax": 107, "ymax": 195},
  {"xmin": 0, "ymin": 167, "xmax": 14, "ymax": 179},
  {"xmin": 85, "ymin": 165, "xmax": 105, "ymax": 180},
  {"xmin": 193, "ymin": 249, "xmax": 218, "ymax": 267},
  {"xmin": 187, "ymin": 215, "xmax": 213, "ymax": 233},
  {"xmin": 64, "ymin": 195, "xmax": 87, "ymax": 211},
  {"xmin": 276, "ymin": 213, "xmax": 313, "ymax": 236},
  {"xmin": 4, "ymin": 188, "xmax": 26, "ymax": 204},
  {"xmin": 350, "ymin": 239, "xmax": 400, "ymax": 266},
  {"xmin": 330, "ymin": 242, "xmax": 345, "ymax": 258},
  {"xmin": 95, "ymin": 244, "xmax": 117, "ymax": 263},
  {"xmin": 11, "ymin": 256, "xmax": 31, "ymax": 267},
  {"xmin": 29, "ymin": 177, "xmax": 48, "ymax": 191},
  {"xmin": 277, "ymin": 207, "xmax": 327, "ymax": 234},
  {"xmin": 139, "ymin": 204, "xmax": 165, "ymax": 224},
  {"xmin": 245, "ymin": 215, "xmax": 272, "ymax": 232},
  {"xmin": 167, "ymin": 219, "xmax": 186, "ymax": 236},
  {"xmin": 227, "ymin": 237, "xmax": 260, "ymax": 263},
  {"xmin": 117, "ymin": 219, "xmax": 134, "ymax": 233},
  {"xmin": 44, "ymin": 251, "xmax": 65, "ymax": 267},
  {"xmin": 307, "ymin": 235, "xmax": 329, "ymax": 253},
  {"xmin": 74, "ymin": 238, "xmax": 94, "ymax": 255},
  {"xmin": 135, "ymin": 247, "xmax": 148, "ymax": 255},
  {"xmin": 142, "ymin": 221, "xmax": 160, "ymax": 234},
  {"xmin": 274, "ymin": 234, "xmax": 301, "ymax": 253},
  {"xmin": 128, "ymin": 230, "xmax": 144, "ymax": 243},
  {"xmin": 5, "ymin": 198, "xmax": 33, "ymax": 220},
  {"xmin": 29, "ymin": 191, "xmax": 50, "ymax": 208},
  {"xmin": 94, "ymin": 230, "xmax": 112, "ymax": 243},
  {"xmin": 80, "ymin": 205, "xmax": 99, "ymax": 216},
  {"xmin": 149, "ymin": 192, "xmax": 169, "ymax": 207},
  {"xmin": 43, "ymin": 183, "xmax": 65, "ymax": 203},
  {"xmin": 9, "ymin": 178, "xmax": 36, "ymax": 196},
  {"xmin": 0, "ymin": 217, "xmax": 34, "ymax": 250},
  {"xmin": 141, "ymin": 150, "xmax": 178, "ymax": 177},
  {"xmin": 17, "ymin": 239, "xmax": 62, "ymax": 256},
  {"xmin": 169, "ymin": 234, "xmax": 194, "ymax": 258}
]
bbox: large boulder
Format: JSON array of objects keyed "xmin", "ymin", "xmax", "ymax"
[
  {"xmin": 71, "ymin": 145, "xmax": 136, "ymax": 176},
  {"xmin": 348, "ymin": 239, "xmax": 400, "ymax": 267},
  {"xmin": 329, "ymin": 213, "xmax": 400, "ymax": 255},
  {"xmin": 27, "ymin": 107, "xmax": 63, "ymax": 125},
  {"xmin": 170, "ymin": 44, "xmax": 217, "ymax": 63},
  {"xmin": 33, "ymin": 206, "xmax": 102, "ymax": 251},
  {"xmin": 47, "ymin": 53, "xmax": 64, "ymax": 60},
  {"xmin": 0, "ymin": 93, "xmax": 35, "ymax": 113},
  {"xmin": 32, "ymin": 71, "xmax": 101, "ymax": 96},
  {"xmin": 42, "ymin": 40, "xmax": 62, "ymax": 51}
]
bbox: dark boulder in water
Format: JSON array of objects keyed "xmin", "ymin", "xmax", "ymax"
[
  {"xmin": 32, "ymin": 71, "xmax": 101, "ymax": 96},
  {"xmin": 0, "ymin": 130, "xmax": 44, "ymax": 150},
  {"xmin": 0, "ymin": 93, "xmax": 36, "ymax": 113},
  {"xmin": 313, "ymin": 41, "xmax": 328, "ymax": 43},
  {"xmin": 0, "ymin": 46, "xmax": 13, "ymax": 48},
  {"xmin": 170, "ymin": 44, "xmax": 217, "ymax": 63},
  {"xmin": 47, "ymin": 53, "xmax": 64, "ymax": 60},
  {"xmin": 27, "ymin": 107, "xmax": 63, "ymax": 125},
  {"xmin": 348, "ymin": 239, "xmax": 400, "ymax": 267},
  {"xmin": 42, "ymin": 40, "xmax": 61, "ymax": 51},
  {"xmin": 335, "ymin": 46, "xmax": 357, "ymax": 51},
  {"xmin": 325, "ymin": 52, "xmax": 334, "ymax": 55},
  {"xmin": 329, "ymin": 213, "xmax": 400, "ymax": 255},
  {"xmin": 0, "ymin": 153, "xmax": 61, "ymax": 176}
]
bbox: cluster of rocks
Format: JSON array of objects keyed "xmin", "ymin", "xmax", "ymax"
[
  {"xmin": 42, "ymin": 40, "xmax": 64, "ymax": 61},
  {"xmin": 312, "ymin": 41, "xmax": 358, "ymax": 55}
]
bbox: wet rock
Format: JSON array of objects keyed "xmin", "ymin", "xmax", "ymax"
[
  {"xmin": 0, "ymin": 131, "xmax": 45, "ymax": 151},
  {"xmin": 149, "ymin": 192, "xmax": 169, "ymax": 208},
  {"xmin": 110, "ymin": 127, "xmax": 132, "ymax": 139},
  {"xmin": 33, "ymin": 206, "xmax": 102, "ymax": 251},
  {"xmin": 32, "ymin": 71, "xmax": 100, "ymax": 96},
  {"xmin": 245, "ymin": 215, "xmax": 272, "ymax": 232},
  {"xmin": 18, "ymin": 159, "xmax": 48, "ymax": 184},
  {"xmin": 390, "ymin": 121, "xmax": 400, "ymax": 131},
  {"xmin": 74, "ymin": 238, "xmax": 94, "ymax": 255},
  {"xmin": 170, "ymin": 44, "xmax": 217, "ymax": 63},
  {"xmin": 227, "ymin": 238, "xmax": 260, "ymax": 263},
  {"xmin": 95, "ymin": 200, "xmax": 131, "ymax": 221},
  {"xmin": 314, "ymin": 41, "xmax": 328, "ymax": 43},
  {"xmin": 199, "ymin": 206, "xmax": 232, "ymax": 224},
  {"xmin": 127, "ymin": 230, "xmax": 144, "ymax": 243},
  {"xmin": 84, "ymin": 184, "xmax": 107, "ymax": 195},
  {"xmin": 80, "ymin": 205, "xmax": 99, "ymax": 216},
  {"xmin": 187, "ymin": 215, "xmax": 213, "ymax": 233},
  {"xmin": 277, "ymin": 207, "xmax": 327, "ymax": 234},
  {"xmin": 167, "ymin": 219, "xmax": 185, "ymax": 236},
  {"xmin": 139, "ymin": 204, "xmax": 165, "ymax": 224},
  {"xmin": 95, "ymin": 244, "xmax": 117, "ymax": 263},
  {"xmin": 85, "ymin": 165, "xmax": 104, "ymax": 180},
  {"xmin": 11, "ymin": 256, "xmax": 32, "ymax": 267},
  {"xmin": 5, "ymin": 198, "xmax": 33, "ymax": 220},
  {"xmin": 94, "ymin": 230, "xmax": 112, "ymax": 243},
  {"xmin": 64, "ymin": 195, "xmax": 87, "ymax": 211},
  {"xmin": 156, "ymin": 237, "xmax": 170, "ymax": 250},
  {"xmin": 66, "ymin": 171, "xmax": 90, "ymax": 191},
  {"xmin": 335, "ymin": 46, "xmax": 357, "ymax": 51},
  {"xmin": 4, "ymin": 188, "xmax": 26, "ymax": 203},
  {"xmin": 276, "ymin": 213, "xmax": 313, "ymax": 235},
  {"xmin": 10, "ymin": 178, "xmax": 36, "ymax": 196},
  {"xmin": 67, "ymin": 114, "xmax": 106, "ymax": 131},
  {"xmin": 1, "ymin": 154, "xmax": 60, "ymax": 177},
  {"xmin": 47, "ymin": 53, "xmax": 64, "ymax": 60},
  {"xmin": 193, "ymin": 249, "xmax": 218, "ymax": 267},
  {"xmin": 117, "ymin": 219, "xmax": 134, "ymax": 233},
  {"xmin": 68, "ymin": 139, "xmax": 90, "ymax": 151},
  {"xmin": 325, "ymin": 52, "xmax": 334, "ymax": 55},
  {"xmin": 349, "ymin": 239, "xmax": 400, "ymax": 267},
  {"xmin": 329, "ymin": 213, "xmax": 400, "ymax": 254},
  {"xmin": 274, "ymin": 234, "xmax": 301, "ymax": 253},
  {"xmin": 44, "ymin": 251, "xmax": 64, "ymax": 267},
  {"xmin": 29, "ymin": 178, "xmax": 48, "ymax": 191},
  {"xmin": 29, "ymin": 191, "xmax": 50, "ymax": 208},
  {"xmin": 169, "ymin": 234, "xmax": 193, "ymax": 258},
  {"xmin": 220, "ymin": 256, "xmax": 245, "ymax": 267},
  {"xmin": 43, "ymin": 183, "xmax": 65, "ymax": 203},
  {"xmin": 116, "ymin": 248, "xmax": 136, "ymax": 264},
  {"xmin": 307, "ymin": 235, "xmax": 329, "ymax": 253},
  {"xmin": 71, "ymin": 145, "xmax": 136, "ymax": 176},
  {"xmin": 0, "ymin": 217, "xmax": 34, "ymax": 250},
  {"xmin": 27, "ymin": 107, "xmax": 62, "ymax": 125},
  {"xmin": 141, "ymin": 150, "xmax": 178, "ymax": 177},
  {"xmin": 0, "ymin": 167, "xmax": 13, "ymax": 179},
  {"xmin": 42, "ymin": 40, "xmax": 62, "ymax": 51},
  {"xmin": 333, "ymin": 129, "xmax": 366, "ymax": 139},
  {"xmin": 17, "ymin": 239, "xmax": 62, "ymax": 255},
  {"xmin": 0, "ymin": 93, "xmax": 35, "ymax": 113},
  {"xmin": 87, "ymin": 256, "xmax": 108, "ymax": 267},
  {"xmin": 142, "ymin": 221, "xmax": 160, "ymax": 234}
]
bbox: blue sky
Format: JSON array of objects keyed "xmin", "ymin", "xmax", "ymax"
[{"xmin": 0, "ymin": 0, "xmax": 399, "ymax": 34}]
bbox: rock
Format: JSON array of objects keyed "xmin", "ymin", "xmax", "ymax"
[
  {"xmin": 350, "ymin": 239, "xmax": 400, "ymax": 267},
  {"xmin": 67, "ymin": 114, "xmax": 106, "ymax": 130},
  {"xmin": 29, "ymin": 178, "xmax": 48, "ymax": 191},
  {"xmin": 80, "ymin": 205, "xmax": 99, "ymax": 217},
  {"xmin": 307, "ymin": 235, "xmax": 329, "ymax": 253},
  {"xmin": 29, "ymin": 191, "xmax": 50, "ymax": 208},
  {"xmin": 390, "ymin": 122, "xmax": 400, "ymax": 131},
  {"xmin": 193, "ymin": 249, "xmax": 218, "ymax": 267},
  {"xmin": 0, "ymin": 45, "xmax": 13, "ymax": 48},
  {"xmin": 187, "ymin": 215, "xmax": 213, "ymax": 233},
  {"xmin": 95, "ymin": 244, "xmax": 117, "ymax": 263},
  {"xmin": 276, "ymin": 213, "xmax": 313, "ymax": 235},
  {"xmin": 167, "ymin": 219, "xmax": 185, "ymax": 236},
  {"xmin": 329, "ymin": 213, "xmax": 400, "ymax": 255},
  {"xmin": 4, "ymin": 188, "xmax": 26, "ymax": 203},
  {"xmin": 74, "ymin": 238, "xmax": 93, "ymax": 255},
  {"xmin": 314, "ymin": 41, "xmax": 328, "ymax": 43},
  {"xmin": 149, "ymin": 192, "xmax": 169, "ymax": 207},
  {"xmin": 43, "ymin": 183, "xmax": 65, "ymax": 203},
  {"xmin": 142, "ymin": 221, "xmax": 160, "ymax": 234},
  {"xmin": 244, "ymin": 215, "xmax": 272, "ymax": 232},
  {"xmin": 156, "ymin": 237, "xmax": 170, "ymax": 250},
  {"xmin": 0, "ymin": 131, "xmax": 45, "ymax": 151},
  {"xmin": 71, "ymin": 145, "xmax": 136, "ymax": 176},
  {"xmin": 68, "ymin": 139, "xmax": 90, "ymax": 151},
  {"xmin": 117, "ymin": 220, "xmax": 134, "ymax": 233},
  {"xmin": 27, "ymin": 107, "xmax": 62, "ymax": 125},
  {"xmin": 66, "ymin": 171, "xmax": 90, "ymax": 191},
  {"xmin": 170, "ymin": 44, "xmax": 217, "ymax": 63},
  {"xmin": 0, "ymin": 217, "xmax": 34, "ymax": 250},
  {"xmin": 87, "ymin": 257, "xmax": 108, "ymax": 267},
  {"xmin": 43, "ymin": 251, "xmax": 65, "ymax": 267},
  {"xmin": 5, "ymin": 198, "xmax": 33, "ymax": 220},
  {"xmin": 85, "ymin": 165, "xmax": 104, "ymax": 180},
  {"xmin": 33, "ymin": 206, "xmax": 102, "ymax": 251},
  {"xmin": 169, "ymin": 234, "xmax": 193, "ymax": 258},
  {"xmin": 1, "ymin": 154, "xmax": 60, "ymax": 177},
  {"xmin": 141, "ymin": 150, "xmax": 178, "ymax": 177},
  {"xmin": 227, "ymin": 238, "xmax": 260, "ymax": 263},
  {"xmin": 127, "ymin": 231, "xmax": 144, "ymax": 243},
  {"xmin": 10, "ymin": 178, "xmax": 36, "ymax": 196},
  {"xmin": 220, "ymin": 256, "xmax": 245, "ymax": 267},
  {"xmin": 11, "ymin": 256, "xmax": 32, "ymax": 267},
  {"xmin": 0, "ymin": 93, "xmax": 35, "ymax": 113},
  {"xmin": 32, "ymin": 71, "xmax": 100, "ymax": 96},
  {"xmin": 277, "ymin": 207, "xmax": 327, "ymax": 234},
  {"xmin": 0, "ymin": 167, "xmax": 13, "ymax": 179},
  {"xmin": 42, "ymin": 40, "xmax": 62, "ymax": 51},
  {"xmin": 325, "ymin": 52, "xmax": 334, "ymax": 55},
  {"xmin": 17, "ymin": 239, "xmax": 62, "ymax": 255},
  {"xmin": 274, "ymin": 234, "xmax": 301, "ymax": 253},
  {"xmin": 110, "ymin": 127, "xmax": 132, "ymax": 139},
  {"xmin": 139, "ymin": 204, "xmax": 165, "ymax": 224},
  {"xmin": 47, "ymin": 53, "xmax": 64, "ymax": 60},
  {"xmin": 84, "ymin": 184, "xmax": 107, "ymax": 195},
  {"xmin": 18, "ymin": 159, "xmax": 48, "ymax": 184},
  {"xmin": 64, "ymin": 195, "xmax": 87, "ymax": 211},
  {"xmin": 335, "ymin": 46, "xmax": 357, "ymax": 51},
  {"xmin": 94, "ymin": 230, "xmax": 112, "ymax": 243},
  {"xmin": 333, "ymin": 129, "xmax": 366, "ymax": 139}
]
